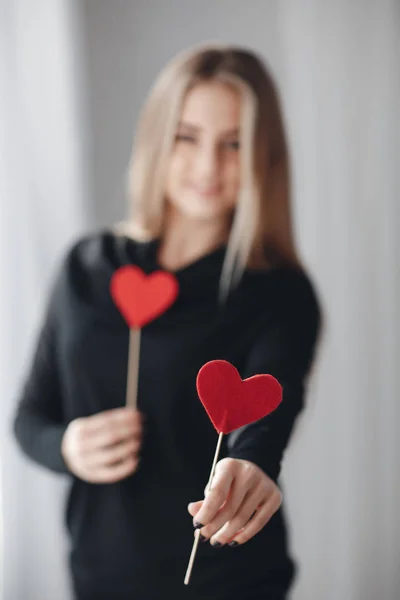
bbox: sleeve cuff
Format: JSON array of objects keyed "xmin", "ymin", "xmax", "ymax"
[{"xmin": 227, "ymin": 442, "xmax": 281, "ymax": 483}]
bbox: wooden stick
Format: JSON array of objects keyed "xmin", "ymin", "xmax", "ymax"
[
  {"xmin": 184, "ymin": 431, "xmax": 224, "ymax": 585},
  {"xmin": 125, "ymin": 327, "xmax": 141, "ymax": 409},
  {"xmin": 206, "ymin": 431, "xmax": 224, "ymax": 494}
]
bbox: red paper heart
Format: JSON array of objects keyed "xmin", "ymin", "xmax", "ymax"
[
  {"xmin": 110, "ymin": 265, "xmax": 179, "ymax": 328},
  {"xmin": 196, "ymin": 360, "xmax": 282, "ymax": 434}
]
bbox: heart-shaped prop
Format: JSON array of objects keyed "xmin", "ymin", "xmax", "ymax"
[
  {"xmin": 196, "ymin": 359, "xmax": 283, "ymax": 434},
  {"xmin": 110, "ymin": 265, "xmax": 179, "ymax": 328},
  {"xmin": 184, "ymin": 359, "xmax": 283, "ymax": 585}
]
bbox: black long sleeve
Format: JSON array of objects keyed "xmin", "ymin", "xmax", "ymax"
[
  {"xmin": 11, "ymin": 232, "xmax": 321, "ymax": 599},
  {"xmin": 227, "ymin": 270, "xmax": 321, "ymax": 482},
  {"xmin": 12, "ymin": 261, "xmax": 70, "ymax": 474}
]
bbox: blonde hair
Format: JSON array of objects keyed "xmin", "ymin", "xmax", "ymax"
[{"xmin": 117, "ymin": 43, "xmax": 303, "ymax": 296}]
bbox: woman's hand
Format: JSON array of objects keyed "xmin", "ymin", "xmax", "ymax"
[
  {"xmin": 188, "ymin": 457, "xmax": 282, "ymax": 547},
  {"xmin": 61, "ymin": 407, "xmax": 143, "ymax": 484}
]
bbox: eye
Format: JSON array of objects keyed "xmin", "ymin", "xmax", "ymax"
[
  {"xmin": 175, "ymin": 134, "xmax": 196, "ymax": 143},
  {"xmin": 224, "ymin": 140, "xmax": 240, "ymax": 151}
]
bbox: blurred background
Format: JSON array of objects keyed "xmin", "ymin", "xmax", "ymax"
[{"xmin": 0, "ymin": 1, "xmax": 399, "ymax": 599}]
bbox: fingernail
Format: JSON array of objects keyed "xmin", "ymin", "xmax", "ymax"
[
  {"xmin": 211, "ymin": 541, "xmax": 223, "ymax": 548},
  {"xmin": 193, "ymin": 521, "xmax": 204, "ymax": 529},
  {"xmin": 199, "ymin": 535, "xmax": 207, "ymax": 543},
  {"xmin": 228, "ymin": 541, "xmax": 240, "ymax": 547}
]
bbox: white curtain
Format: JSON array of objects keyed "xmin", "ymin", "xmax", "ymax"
[
  {"xmin": 0, "ymin": 1, "xmax": 398, "ymax": 600},
  {"xmin": 278, "ymin": 3, "xmax": 400, "ymax": 599},
  {"xmin": 0, "ymin": 1, "xmax": 89, "ymax": 598}
]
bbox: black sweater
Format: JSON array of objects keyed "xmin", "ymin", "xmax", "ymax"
[{"xmin": 13, "ymin": 232, "xmax": 321, "ymax": 600}]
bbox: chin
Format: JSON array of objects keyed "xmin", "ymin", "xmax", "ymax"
[
  {"xmin": 181, "ymin": 192, "xmax": 234, "ymax": 221},
  {"xmin": 184, "ymin": 205, "xmax": 230, "ymax": 223}
]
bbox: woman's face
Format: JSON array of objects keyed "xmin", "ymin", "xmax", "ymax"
[{"xmin": 165, "ymin": 81, "xmax": 241, "ymax": 222}]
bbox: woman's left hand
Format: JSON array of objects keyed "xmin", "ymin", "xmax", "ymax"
[{"xmin": 187, "ymin": 457, "xmax": 282, "ymax": 548}]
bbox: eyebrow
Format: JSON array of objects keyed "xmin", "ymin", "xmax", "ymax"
[{"xmin": 177, "ymin": 121, "xmax": 239, "ymax": 136}]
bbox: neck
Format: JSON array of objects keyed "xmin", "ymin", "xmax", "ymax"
[{"xmin": 157, "ymin": 205, "xmax": 231, "ymax": 272}]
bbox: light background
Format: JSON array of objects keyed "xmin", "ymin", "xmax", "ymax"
[{"xmin": 1, "ymin": 1, "xmax": 399, "ymax": 598}]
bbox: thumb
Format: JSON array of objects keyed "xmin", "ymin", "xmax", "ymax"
[{"xmin": 187, "ymin": 500, "xmax": 203, "ymax": 517}]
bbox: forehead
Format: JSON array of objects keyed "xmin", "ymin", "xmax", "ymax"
[{"xmin": 179, "ymin": 81, "xmax": 241, "ymax": 132}]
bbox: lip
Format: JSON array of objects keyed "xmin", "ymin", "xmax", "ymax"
[{"xmin": 191, "ymin": 184, "xmax": 221, "ymax": 197}]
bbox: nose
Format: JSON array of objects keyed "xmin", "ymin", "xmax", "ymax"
[{"xmin": 194, "ymin": 142, "xmax": 220, "ymax": 183}]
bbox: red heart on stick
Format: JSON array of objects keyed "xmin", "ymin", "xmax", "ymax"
[
  {"xmin": 110, "ymin": 265, "xmax": 179, "ymax": 328},
  {"xmin": 196, "ymin": 360, "xmax": 282, "ymax": 434}
]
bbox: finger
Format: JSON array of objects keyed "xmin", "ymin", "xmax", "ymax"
[
  {"xmin": 227, "ymin": 489, "xmax": 282, "ymax": 546},
  {"xmin": 87, "ymin": 408, "xmax": 142, "ymax": 436},
  {"xmin": 209, "ymin": 484, "xmax": 266, "ymax": 546},
  {"xmin": 87, "ymin": 423, "xmax": 139, "ymax": 451},
  {"xmin": 192, "ymin": 461, "xmax": 234, "ymax": 527},
  {"xmin": 200, "ymin": 476, "xmax": 248, "ymax": 541},
  {"xmin": 93, "ymin": 455, "xmax": 139, "ymax": 484},
  {"xmin": 86, "ymin": 412, "xmax": 142, "ymax": 449},
  {"xmin": 90, "ymin": 437, "xmax": 141, "ymax": 468},
  {"xmin": 86, "ymin": 407, "xmax": 137, "ymax": 431},
  {"xmin": 187, "ymin": 500, "xmax": 203, "ymax": 518}
]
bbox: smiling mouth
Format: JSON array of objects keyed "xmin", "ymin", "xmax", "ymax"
[{"xmin": 191, "ymin": 185, "xmax": 221, "ymax": 196}]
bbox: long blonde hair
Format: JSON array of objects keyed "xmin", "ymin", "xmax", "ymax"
[{"xmin": 118, "ymin": 43, "xmax": 303, "ymax": 295}]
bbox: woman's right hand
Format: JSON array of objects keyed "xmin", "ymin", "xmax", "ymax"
[{"xmin": 61, "ymin": 407, "xmax": 143, "ymax": 483}]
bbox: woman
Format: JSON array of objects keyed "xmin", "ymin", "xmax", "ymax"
[{"xmin": 13, "ymin": 44, "xmax": 321, "ymax": 600}]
